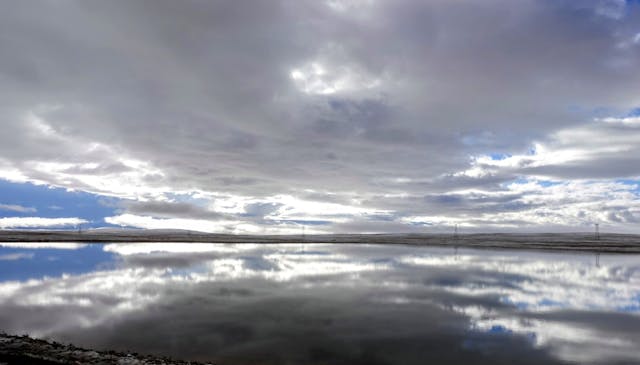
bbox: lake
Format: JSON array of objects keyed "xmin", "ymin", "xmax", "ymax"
[{"xmin": 1, "ymin": 242, "xmax": 639, "ymax": 364}]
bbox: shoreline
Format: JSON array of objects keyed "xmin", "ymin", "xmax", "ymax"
[
  {"xmin": 1, "ymin": 230, "xmax": 639, "ymax": 253},
  {"xmin": 0, "ymin": 333, "xmax": 209, "ymax": 365}
]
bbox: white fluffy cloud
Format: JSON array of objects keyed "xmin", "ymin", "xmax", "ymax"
[
  {"xmin": 104, "ymin": 214, "xmax": 251, "ymax": 234},
  {"xmin": 0, "ymin": 217, "xmax": 87, "ymax": 229},
  {"xmin": 0, "ymin": 252, "xmax": 34, "ymax": 261},
  {"xmin": 0, "ymin": 204, "xmax": 36, "ymax": 214}
]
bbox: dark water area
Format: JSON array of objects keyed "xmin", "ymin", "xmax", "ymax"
[{"xmin": 1, "ymin": 242, "xmax": 639, "ymax": 364}]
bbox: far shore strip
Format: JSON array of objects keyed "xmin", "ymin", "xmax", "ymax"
[{"xmin": 1, "ymin": 230, "xmax": 639, "ymax": 253}]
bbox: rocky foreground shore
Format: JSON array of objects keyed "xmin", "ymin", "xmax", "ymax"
[{"xmin": 0, "ymin": 334, "xmax": 211, "ymax": 365}]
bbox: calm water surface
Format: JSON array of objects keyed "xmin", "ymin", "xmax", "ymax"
[{"xmin": 1, "ymin": 242, "xmax": 639, "ymax": 364}]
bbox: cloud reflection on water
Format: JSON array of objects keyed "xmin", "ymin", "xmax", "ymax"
[
  {"xmin": 0, "ymin": 243, "xmax": 638, "ymax": 364},
  {"xmin": 0, "ymin": 242, "xmax": 87, "ymax": 250}
]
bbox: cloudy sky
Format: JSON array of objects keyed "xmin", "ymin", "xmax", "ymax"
[{"xmin": 0, "ymin": 0, "xmax": 639, "ymax": 233}]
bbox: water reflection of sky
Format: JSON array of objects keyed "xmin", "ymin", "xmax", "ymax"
[
  {"xmin": 0, "ymin": 243, "xmax": 115, "ymax": 281},
  {"xmin": 0, "ymin": 243, "xmax": 639, "ymax": 364}
]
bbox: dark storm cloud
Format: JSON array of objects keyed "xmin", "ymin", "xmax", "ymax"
[
  {"xmin": 422, "ymin": 192, "xmax": 535, "ymax": 215},
  {"xmin": 121, "ymin": 200, "xmax": 230, "ymax": 220},
  {"xmin": 0, "ymin": 0, "xmax": 639, "ymax": 230}
]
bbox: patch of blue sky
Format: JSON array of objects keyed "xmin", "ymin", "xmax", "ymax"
[
  {"xmin": 462, "ymin": 326, "xmax": 522, "ymax": 352},
  {"xmin": 510, "ymin": 178, "xmax": 639, "ymax": 192},
  {"xmin": 625, "ymin": 0, "xmax": 640, "ymax": 8},
  {"xmin": 626, "ymin": 107, "xmax": 640, "ymax": 117},
  {"xmin": 488, "ymin": 153, "xmax": 511, "ymax": 161},
  {"xmin": 408, "ymin": 221, "xmax": 433, "ymax": 227},
  {"xmin": 615, "ymin": 179, "xmax": 640, "ymax": 194},
  {"xmin": 0, "ymin": 179, "xmax": 121, "ymax": 228},
  {"xmin": 0, "ymin": 244, "xmax": 117, "ymax": 282},
  {"xmin": 164, "ymin": 192, "xmax": 211, "ymax": 207},
  {"xmin": 538, "ymin": 298, "xmax": 564, "ymax": 307},
  {"xmin": 502, "ymin": 178, "xmax": 563, "ymax": 188},
  {"xmin": 592, "ymin": 106, "xmax": 640, "ymax": 119},
  {"xmin": 487, "ymin": 325, "xmax": 512, "ymax": 334},
  {"xmin": 500, "ymin": 296, "xmax": 530, "ymax": 310},
  {"xmin": 537, "ymin": 180, "xmax": 562, "ymax": 187},
  {"xmin": 566, "ymin": 105, "xmax": 639, "ymax": 122},
  {"xmin": 616, "ymin": 293, "xmax": 640, "ymax": 313}
]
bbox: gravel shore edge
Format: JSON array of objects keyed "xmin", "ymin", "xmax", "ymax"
[{"xmin": 0, "ymin": 333, "xmax": 212, "ymax": 365}]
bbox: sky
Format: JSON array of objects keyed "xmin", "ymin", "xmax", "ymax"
[{"xmin": 0, "ymin": 0, "xmax": 639, "ymax": 233}]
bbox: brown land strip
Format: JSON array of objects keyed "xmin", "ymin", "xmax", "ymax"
[{"xmin": 0, "ymin": 230, "xmax": 639, "ymax": 253}]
